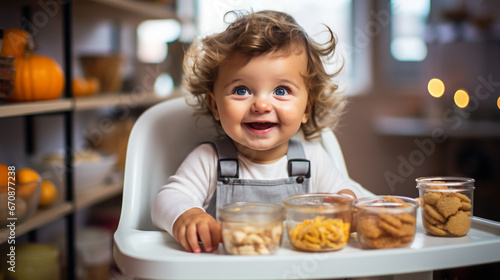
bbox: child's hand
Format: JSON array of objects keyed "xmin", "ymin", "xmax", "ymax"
[
  {"xmin": 337, "ymin": 189, "xmax": 357, "ymax": 232},
  {"xmin": 172, "ymin": 208, "xmax": 221, "ymax": 253}
]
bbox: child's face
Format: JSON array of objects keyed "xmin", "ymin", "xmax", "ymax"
[{"xmin": 208, "ymin": 50, "xmax": 310, "ymax": 162}]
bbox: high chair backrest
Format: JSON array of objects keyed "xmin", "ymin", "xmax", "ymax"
[{"xmin": 117, "ymin": 97, "xmax": 350, "ymax": 231}]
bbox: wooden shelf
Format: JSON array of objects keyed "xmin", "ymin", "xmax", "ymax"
[
  {"xmin": 75, "ymin": 182, "xmax": 123, "ymax": 210},
  {"xmin": 88, "ymin": 0, "xmax": 176, "ymax": 19},
  {"xmin": 0, "ymin": 202, "xmax": 73, "ymax": 244},
  {"xmin": 74, "ymin": 91, "xmax": 171, "ymax": 111},
  {"xmin": 374, "ymin": 116, "xmax": 500, "ymax": 138},
  {"xmin": 0, "ymin": 99, "xmax": 73, "ymax": 118},
  {"xmin": 0, "ymin": 90, "xmax": 179, "ymax": 118},
  {"xmin": 0, "ymin": 181, "xmax": 124, "ymax": 244}
]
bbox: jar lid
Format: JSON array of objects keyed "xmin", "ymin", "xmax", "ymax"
[
  {"xmin": 282, "ymin": 193, "xmax": 353, "ymax": 212},
  {"xmin": 354, "ymin": 195, "xmax": 418, "ymax": 213},
  {"xmin": 416, "ymin": 176, "xmax": 475, "ymax": 191},
  {"xmin": 17, "ymin": 243, "xmax": 59, "ymax": 261},
  {"xmin": 218, "ymin": 201, "xmax": 285, "ymax": 223}
]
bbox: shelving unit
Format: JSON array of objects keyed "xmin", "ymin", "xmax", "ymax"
[
  {"xmin": 0, "ymin": 0, "xmax": 177, "ymax": 279},
  {"xmin": 373, "ymin": 116, "xmax": 500, "ymax": 138}
]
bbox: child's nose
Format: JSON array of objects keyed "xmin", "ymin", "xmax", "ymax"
[{"xmin": 251, "ymin": 96, "xmax": 273, "ymax": 113}]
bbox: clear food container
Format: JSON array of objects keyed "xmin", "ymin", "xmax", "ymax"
[
  {"xmin": 218, "ymin": 202, "xmax": 285, "ymax": 255},
  {"xmin": 416, "ymin": 177, "xmax": 475, "ymax": 237},
  {"xmin": 354, "ymin": 196, "xmax": 418, "ymax": 249},
  {"xmin": 282, "ymin": 193, "xmax": 353, "ymax": 252}
]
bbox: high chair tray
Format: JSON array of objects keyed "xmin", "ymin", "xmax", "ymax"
[{"xmin": 113, "ymin": 216, "xmax": 500, "ymax": 279}]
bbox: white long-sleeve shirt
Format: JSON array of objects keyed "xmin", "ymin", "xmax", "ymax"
[{"xmin": 151, "ymin": 140, "xmax": 372, "ymax": 236}]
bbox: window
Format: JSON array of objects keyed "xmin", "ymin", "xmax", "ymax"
[
  {"xmin": 137, "ymin": 19, "xmax": 181, "ymax": 63},
  {"xmin": 390, "ymin": 0, "xmax": 430, "ymax": 61}
]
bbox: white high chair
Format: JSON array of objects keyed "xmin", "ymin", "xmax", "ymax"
[{"xmin": 113, "ymin": 97, "xmax": 363, "ymax": 279}]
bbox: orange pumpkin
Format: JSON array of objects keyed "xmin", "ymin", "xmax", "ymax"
[
  {"xmin": 73, "ymin": 77, "xmax": 99, "ymax": 97},
  {"xmin": 10, "ymin": 54, "xmax": 65, "ymax": 101},
  {"xmin": 0, "ymin": 28, "xmax": 34, "ymax": 58},
  {"xmin": 73, "ymin": 77, "xmax": 90, "ymax": 97}
]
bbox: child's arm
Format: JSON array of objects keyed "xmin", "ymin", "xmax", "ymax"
[
  {"xmin": 172, "ymin": 208, "xmax": 221, "ymax": 253},
  {"xmin": 151, "ymin": 144, "xmax": 219, "ymax": 252}
]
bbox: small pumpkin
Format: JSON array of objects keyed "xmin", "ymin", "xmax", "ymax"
[
  {"xmin": 73, "ymin": 77, "xmax": 99, "ymax": 97},
  {"xmin": 10, "ymin": 54, "xmax": 65, "ymax": 101},
  {"xmin": 73, "ymin": 77, "xmax": 90, "ymax": 97},
  {"xmin": 0, "ymin": 28, "xmax": 34, "ymax": 58}
]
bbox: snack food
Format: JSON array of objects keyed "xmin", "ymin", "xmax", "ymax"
[
  {"xmin": 355, "ymin": 196, "xmax": 418, "ymax": 249},
  {"xmin": 416, "ymin": 177, "xmax": 474, "ymax": 237},
  {"xmin": 222, "ymin": 223, "xmax": 283, "ymax": 255},
  {"xmin": 289, "ymin": 216, "xmax": 349, "ymax": 251}
]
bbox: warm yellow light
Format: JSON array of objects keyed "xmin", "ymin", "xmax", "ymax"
[
  {"xmin": 497, "ymin": 97, "xmax": 500, "ymax": 110},
  {"xmin": 454, "ymin": 89, "xmax": 469, "ymax": 108},
  {"xmin": 428, "ymin": 78, "xmax": 445, "ymax": 98}
]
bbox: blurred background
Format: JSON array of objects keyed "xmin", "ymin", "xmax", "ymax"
[{"xmin": 0, "ymin": 0, "xmax": 499, "ymax": 279}]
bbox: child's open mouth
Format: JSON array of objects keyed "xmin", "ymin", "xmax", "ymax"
[{"xmin": 245, "ymin": 122, "xmax": 277, "ymax": 131}]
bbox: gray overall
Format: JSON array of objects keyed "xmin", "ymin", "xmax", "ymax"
[{"xmin": 205, "ymin": 137, "xmax": 311, "ymax": 219}]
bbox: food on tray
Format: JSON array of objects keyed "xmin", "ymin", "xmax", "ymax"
[
  {"xmin": 222, "ymin": 223, "xmax": 283, "ymax": 255},
  {"xmin": 421, "ymin": 184, "xmax": 472, "ymax": 237},
  {"xmin": 356, "ymin": 196, "xmax": 418, "ymax": 249},
  {"xmin": 289, "ymin": 216, "xmax": 350, "ymax": 251}
]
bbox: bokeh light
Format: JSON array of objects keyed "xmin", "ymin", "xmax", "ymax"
[
  {"xmin": 454, "ymin": 89, "xmax": 469, "ymax": 108},
  {"xmin": 428, "ymin": 78, "xmax": 445, "ymax": 98},
  {"xmin": 497, "ymin": 97, "xmax": 500, "ymax": 110}
]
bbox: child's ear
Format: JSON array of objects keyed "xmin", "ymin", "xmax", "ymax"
[
  {"xmin": 206, "ymin": 92, "xmax": 220, "ymax": 121},
  {"xmin": 301, "ymin": 100, "xmax": 313, "ymax": 124}
]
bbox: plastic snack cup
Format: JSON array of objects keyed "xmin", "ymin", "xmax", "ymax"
[
  {"xmin": 218, "ymin": 201, "xmax": 285, "ymax": 255},
  {"xmin": 355, "ymin": 196, "xmax": 418, "ymax": 249},
  {"xmin": 416, "ymin": 177, "xmax": 475, "ymax": 237},
  {"xmin": 283, "ymin": 193, "xmax": 353, "ymax": 252}
]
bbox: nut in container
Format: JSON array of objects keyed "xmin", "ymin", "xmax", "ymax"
[
  {"xmin": 416, "ymin": 177, "xmax": 474, "ymax": 237},
  {"xmin": 283, "ymin": 193, "xmax": 353, "ymax": 252},
  {"xmin": 354, "ymin": 196, "xmax": 418, "ymax": 249},
  {"xmin": 218, "ymin": 201, "xmax": 285, "ymax": 255}
]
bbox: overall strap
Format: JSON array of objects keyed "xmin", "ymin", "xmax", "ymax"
[
  {"xmin": 287, "ymin": 138, "xmax": 311, "ymax": 178},
  {"xmin": 211, "ymin": 137, "xmax": 239, "ymax": 179},
  {"xmin": 209, "ymin": 137, "xmax": 311, "ymax": 179}
]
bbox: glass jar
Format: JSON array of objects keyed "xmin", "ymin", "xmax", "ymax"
[
  {"xmin": 416, "ymin": 177, "xmax": 475, "ymax": 237},
  {"xmin": 5, "ymin": 243, "xmax": 60, "ymax": 280},
  {"xmin": 0, "ymin": 56, "xmax": 16, "ymax": 101},
  {"xmin": 283, "ymin": 193, "xmax": 353, "ymax": 252},
  {"xmin": 354, "ymin": 196, "xmax": 418, "ymax": 249},
  {"xmin": 218, "ymin": 202, "xmax": 285, "ymax": 255}
]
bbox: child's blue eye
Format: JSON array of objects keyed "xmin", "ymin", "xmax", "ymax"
[
  {"xmin": 234, "ymin": 87, "xmax": 249, "ymax": 95},
  {"xmin": 275, "ymin": 87, "xmax": 289, "ymax": 96}
]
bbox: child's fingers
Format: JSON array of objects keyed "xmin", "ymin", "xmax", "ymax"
[
  {"xmin": 186, "ymin": 224, "xmax": 201, "ymax": 253},
  {"xmin": 197, "ymin": 223, "xmax": 213, "ymax": 252},
  {"xmin": 210, "ymin": 223, "xmax": 221, "ymax": 249},
  {"xmin": 175, "ymin": 226, "xmax": 192, "ymax": 252}
]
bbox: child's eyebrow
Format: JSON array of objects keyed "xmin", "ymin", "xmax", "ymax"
[
  {"xmin": 221, "ymin": 78, "xmax": 302, "ymax": 90},
  {"xmin": 222, "ymin": 79, "xmax": 243, "ymax": 89},
  {"xmin": 275, "ymin": 78, "xmax": 301, "ymax": 90}
]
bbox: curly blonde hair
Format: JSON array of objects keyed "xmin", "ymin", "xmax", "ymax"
[{"xmin": 183, "ymin": 10, "xmax": 346, "ymax": 140}]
